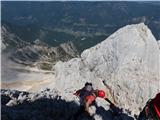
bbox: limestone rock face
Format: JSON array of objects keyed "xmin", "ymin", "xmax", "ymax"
[{"xmin": 50, "ymin": 23, "xmax": 160, "ymax": 115}]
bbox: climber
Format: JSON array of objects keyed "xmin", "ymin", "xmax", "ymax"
[
  {"xmin": 72, "ymin": 82, "xmax": 115, "ymax": 119},
  {"xmin": 138, "ymin": 92, "xmax": 160, "ymax": 120}
]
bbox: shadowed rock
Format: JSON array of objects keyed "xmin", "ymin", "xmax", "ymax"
[{"xmin": 1, "ymin": 89, "xmax": 134, "ymax": 120}]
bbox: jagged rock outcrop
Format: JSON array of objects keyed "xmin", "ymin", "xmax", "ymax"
[
  {"xmin": 1, "ymin": 89, "xmax": 134, "ymax": 120},
  {"xmin": 1, "ymin": 89, "xmax": 76, "ymax": 120},
  {"xmin": 48, "ymin": 23, "xmax": 160, "ymax": 116}
]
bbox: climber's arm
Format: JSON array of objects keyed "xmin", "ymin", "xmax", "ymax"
[
  {"xmin": 104, "ymin": 97, "xmax": 115, "ymax": 108},
  {"xmin": 73, "ymin": 89, "xmax": 82, "ymax": 96}
]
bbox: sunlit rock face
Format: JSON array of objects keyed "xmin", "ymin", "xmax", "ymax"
[{"xmin": 50, "ymin": 23, "xmax": 160, "ymax": 115}]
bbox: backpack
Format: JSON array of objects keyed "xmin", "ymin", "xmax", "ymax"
[
  {"xmin": 153, "ymin": 93, "xmax": 160, "ymax": 119},
  {"xmin": 138, "ymin": 99, "xmax": 159, "ymax": 120}
]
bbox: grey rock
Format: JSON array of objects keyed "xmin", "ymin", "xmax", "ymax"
[
  {"xmin": 6, "ymin": 99, "xmax": 18, "ymax": 107},
  {"xmin": 18, "ymin": 93, "xmax": 28, "ymax": 103}
]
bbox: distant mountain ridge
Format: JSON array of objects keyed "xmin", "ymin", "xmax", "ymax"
[{"xmin": 1, "ymin": 24, "xmax": 79, "ymax": 70}]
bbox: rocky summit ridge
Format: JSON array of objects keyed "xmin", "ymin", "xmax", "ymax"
[
  {"xmin": 48, "ymin": 23, "xmax": 160, "ymax": 116},
  {"xmin": 1, "ymin": 23, "xmax": 160, "ymax": 120}
]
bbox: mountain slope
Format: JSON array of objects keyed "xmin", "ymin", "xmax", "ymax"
[
  {"xmin": 1, "ymin": 25, "xmax": 79, "ymax": 69},
  {"xmin": 1, "ymin": 24, "xmax": 79, "ymax": 87}
]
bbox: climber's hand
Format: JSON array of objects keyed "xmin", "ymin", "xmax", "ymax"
[{"xmin": 110, "ymin": 103, "xmax": 115, "ymax": 108}]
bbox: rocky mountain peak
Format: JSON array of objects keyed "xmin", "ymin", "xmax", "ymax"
[{"xmin": 49, "ymin": 23, "xmax": 160, "ymax": 115}]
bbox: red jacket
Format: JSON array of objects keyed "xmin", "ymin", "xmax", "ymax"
[{"xmin": 153, "ymin": 93, "xmax": 160, "ymax": 118}]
